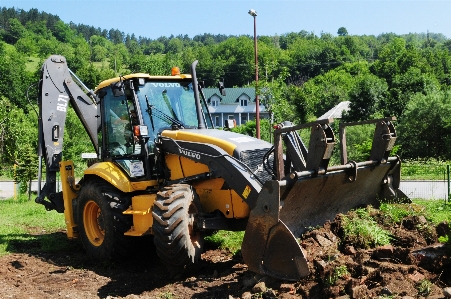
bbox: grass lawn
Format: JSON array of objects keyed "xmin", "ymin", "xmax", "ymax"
[
  {"xmin": 0, "ymin": 195, "xmax": 76, "ymax": 256},
  {"xmin": 1, "ymin": 195, "xmax": 449, "ymax": 257}
]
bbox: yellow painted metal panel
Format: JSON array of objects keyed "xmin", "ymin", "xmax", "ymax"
[
  {"xmin": 193, "ymin": 178, "xmax": 225, "ymax": 190},
  {"xmin": 197, "ymin": 189, "xmax": 234, "ymax": 218},
  {"xmin": 95, "ymin": 74, "xmax": 191, "ymax": 91},
  {"xmin": 123, "ymin": 194, "xmax": 156, "ymax": 236},
  {"xmin": 162, "ymin": 130, "xmax": 237, "ymax": 155},
  {"xmin": 59, "ymin": 160, "xmax": 79, "ymax": 239},
  {"xmin": 231, "ymin": 190, "xmax": 250, "ymax": 219},
  {"xmin": 180, "ymin": 157, "xmax": 209, "ymax": 177},
  {"xmin": 165, "ymin": 154, "xmax": 184, "ymax": 180},
  {"xmin": 84, "ymin": 162, "xmax": 155, "ymax": 193}
]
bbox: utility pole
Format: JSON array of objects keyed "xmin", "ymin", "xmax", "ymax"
[{"xmin": 248, "ymin": 9, "xmax": 260, "ymax": 139}]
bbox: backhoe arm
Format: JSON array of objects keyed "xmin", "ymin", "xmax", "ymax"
[{"xmin": 36, "ymin": 55, "xmax": 99, "ymax": 212}]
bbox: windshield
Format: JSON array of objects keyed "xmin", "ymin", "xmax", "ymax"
[
  {"xmin": 136, "ymin": 80, "xmax": 209, "ymax": 130},
  {"xmin": 98, "ymin": 78, "xmax": 213, "ymax": 178}
]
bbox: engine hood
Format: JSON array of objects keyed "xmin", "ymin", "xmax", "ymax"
[{"xmin": 161, "ymin": 129, "xmax": 273, "ymax": 158}]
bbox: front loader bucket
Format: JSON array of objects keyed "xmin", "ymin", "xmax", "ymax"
[
  {"xmin": 241, "ymin": 117, "xmax": 409, "ymax": 281},
  {"xmin": 280, "ymin": 157, "xmax": 408, "ymax": 237}
]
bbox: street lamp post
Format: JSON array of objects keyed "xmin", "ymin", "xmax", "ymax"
[{"xmin": 248, "ymin": 9, "xmax": 260, "ymax": 139}]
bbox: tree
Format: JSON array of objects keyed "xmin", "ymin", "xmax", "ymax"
[
  {"xmin": 231, "ymin": 119, "xmax": 272, "ymax": 143},
  {"xmin": 4, "ymin": 18, "xmax": 26, "ymax": 44},
  {"xmin": 384, "ymin": 67, "xmax": 440, "ymax": 118},
  {"xmin": 14, "ymin": 144, "xmax": 38, "ymax": 198},
  {"xmin": 337, "ymin": 27, "xmax": 348, "ymax": 37},
  {"xmin": 15, "ymin": 35, "xmax": 38, "ymax": 54},
  {"xmin": 342, "ymin": 74, "xmax": 388, "ymax": 121},
  {"xmin": 212, "ymin": 36, "xmax": 255, "ymax": 87},
  {"xmin": 293, "ymin": 65, "xmax": 356, "ymax": 121},
  {"xmin": 53, "ymin": 20, "xmax": 74, "ymax": 43},
  {"xmin": 92, "ymin": 44, "xmax": 108, "ymax": 62},
  {"xmin": 62, "ymin": 106, "xmax": 95, "ymax": 175},
  {"xmin": 36, "ymin": 36, "xmax": 59, "ymax": 58},
  {"xmin": 0, "ymin": 42, "xmax": 31, "ymax": 109},
  {"xmin": 1, "ymin": 97, "xmax": 39, "ymax": 191},
  {"xmin": 143, "ymin": 40, "xmax": 165, "ymax": 55},
  {"xmin": 140, "ymin": 54, "xmax": 167, "ymax": 75},
  {"xmin": 108, "ymin": 43, "xmax": 129, "ymax": 73},
  {"xmin": 397, "ymin": 91, "xmax": 451, "ymax": 159},
  {"xmin": 259, "ymin": 67, "xmax": 298, "ymax": 124}
]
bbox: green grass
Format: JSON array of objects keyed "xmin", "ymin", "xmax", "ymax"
[
  {"xmin": 1, "ymin": 195, "xmax": 449, "ymax": 259},
  {"xmin": 413, "ymin": 199, "xmax": 451, "ymax": 247},
  {"xmin": 379, "ymin": 202, "xmax": 425, "ymax": 223},
  {"xmin": 416, "ymin": 279, "xmax": 432, "ymax": 296},
  {"xmin": 0, "ymin": 195, "xmax": 74, "ymax": 256},
  {"xmin": 325, "ymin": 265, "xmax": 350, "ymax": 286},
  {"xmin": 341, "ymin": 207, "xmax": 392, "ymax": 249},
  {"xmin": 204, "ymin": 231, "xmax": 244, "ymax": 255},
  {"xmin": 412, "ymin": 199, "xmax": 451, "ymax": 224},
  {"xmin": 25, "ymin": 56, "xmax": 41, "ymax": 72},
  {"xmin": 401, "ymin": 159, "xmax": 450, "ymax": 180},
  {"xmin": 158, "ymin": 291, "xmax": 175, "ymax": 299}
]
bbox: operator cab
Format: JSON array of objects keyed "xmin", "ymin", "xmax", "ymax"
[{"xmin": 95, "ymin": 70, "xmax": 213, "ymax": 180}]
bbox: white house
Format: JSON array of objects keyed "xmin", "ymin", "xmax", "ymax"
[{"xmin": 202, "ymin": 87, "xmax": 269, "ymax": 128}]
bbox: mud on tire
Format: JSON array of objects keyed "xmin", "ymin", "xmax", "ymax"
[
  {"xmin": 152, "ymin": 184, "xmax": 203, "ymax": 267},
  {"xmin": 76, "ymin": 180, "xmax": 134, "ymax": 261}
]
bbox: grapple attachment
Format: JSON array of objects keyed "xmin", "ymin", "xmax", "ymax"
[{"xmin": 241, "ymin": 117, "xmax": 409, "ymax": 281}]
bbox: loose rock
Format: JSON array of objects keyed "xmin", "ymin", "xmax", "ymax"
[
  {"xmin": 252, "ymin": 281, "xmax": 266, "ymax": 293},
  {"xmin": 344, "ymin": 245, "xmax": 356, "ymax": 255},
  {"xmin": 408, "ymin": 271, "xmax": 425, "ymax": 282},
  {"xmin": 374, "ymin": 244, "xmax": 394, "ymax": 259},
  {"xmin": 443, "ymin": 287, "xmax": 451, "ymax": 298},
  {"xmin": 315, "ymin": 234, "xmax": 333, "ymax": 247},
  {"xmin": 436, "ymin": 221, "xmax": 450, "ymax": 237},
  {"xmin": 241, "ymin": 291, "xmax": 252, "ymax": 299}
]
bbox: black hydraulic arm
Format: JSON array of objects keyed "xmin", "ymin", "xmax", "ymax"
[{"xmin": 36, "ymin": 55, "xmax": 99, "ymax": 212}]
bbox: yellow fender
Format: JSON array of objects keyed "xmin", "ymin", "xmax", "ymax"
[{"xmin": 84, "ymin": 162, "xmax": 157, "ymax": 192}]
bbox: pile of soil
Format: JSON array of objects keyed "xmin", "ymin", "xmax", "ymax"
[{"xmin": 0, "ymin": 205, "xmax": 449, "ymax": 299}]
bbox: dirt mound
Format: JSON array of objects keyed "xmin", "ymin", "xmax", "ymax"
[
  {"xmin": 296, "ymin": 209, "xmax": 450, "ymax": 299},
  {"xmin": 0, "ymin": 207, "xmax": 449, "ymax": 298}
]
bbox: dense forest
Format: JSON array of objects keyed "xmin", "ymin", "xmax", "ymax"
[{"xmin": 1, "ymin": 6, "xmax": 451, "ymax": 185}]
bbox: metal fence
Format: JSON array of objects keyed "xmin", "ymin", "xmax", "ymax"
[{"xmin": 400, "ymin": 164, "xmax": 450, "ymax": 201}]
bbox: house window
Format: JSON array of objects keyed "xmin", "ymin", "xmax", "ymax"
[
  {"xmin": 211, "ymin": 99, "xmax": 219, "ymax": 107},
  {"xmin": 228, "ymin": 115, "xmax": 235, "ymax": 120},
  {"xmin": 240, "ymin": 99, "xmax": 248, "ymax": 106},
  {"xmin": 215, "ymin": 116, "xmax": 220, "ymax": 127},
  {"xmin": 241, "ymin": 115, "xmax": 247, "ymax": 124}
]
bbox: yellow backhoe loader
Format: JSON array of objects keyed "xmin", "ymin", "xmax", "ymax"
[{"xmin": 36, "ymin": 55, "xmax": 407, "ymax": 281}]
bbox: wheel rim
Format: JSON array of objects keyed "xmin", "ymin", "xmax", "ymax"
[
  {"xmin": 83, "ymin": 200, "xmax": 105, "ymax": 246},
  {"xmin": 188, "ymin": 202, "xmax": 201, "ymax": 249}
]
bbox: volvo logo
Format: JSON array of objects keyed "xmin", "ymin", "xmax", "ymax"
[
  {"xmin": 178, "ymin": 148, "xmax": 201, "ymax": 160},
  {"xmin": 150, "ymin": 83, "xmax": 181, "ymax": 88}
]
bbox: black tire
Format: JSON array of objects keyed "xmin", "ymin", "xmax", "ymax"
[
  {"xmin": 76, "ymin": 180, "xmax": 134, "ymax": 261},
  {"xmin": 152, "ymin": 184, "xmax": 204, "ymax": 267}
]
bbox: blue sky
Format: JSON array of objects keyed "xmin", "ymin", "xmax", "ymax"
[{"xmin": 1, "ymin": 0, "xmax": 450, "ymax": 39}]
